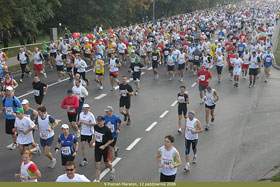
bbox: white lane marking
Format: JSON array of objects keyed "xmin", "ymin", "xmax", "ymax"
[
  {"xmin": 145, "ymin": 122, "xmax": 158, "ymax": 132},
  {"xmin": 129, "ymin": 78, "xmax": 133, "ymax": 81},
  {"xmin": 171, "ymin": 100, "xmax": 177, "ymax": 107},
  {"xmin": 100, "ymin": 157, "xmax": 122, "ymax": 180},
  {"xmin": 160, "ymin": 110, "xmax": 169, "ymax": 118},
  {"xmin": 147, "ymin": 67, "xmax": 153, "ymax": 70},
  {"xmin": 210, "ymin": 65, "xmax": 213, "ymax": 69},
  {"xmin": 141, "ymin": 72, "xmax": 145, "ymax": 75},
  {"xmin": 114, "ymin": 85, "xmax": 119, "ymax": 90},
  {"xmin": 18, "ymin": 91, "xmax": 34, "ymax": 99},
  {"xmin": 191, "ymin": 82, "xmax": 197, "ymax": 87},
  {"xmin": 126, "ymin": 138, "xmax": 142, "ymax": 151},
  {"xmin": 94, "ymin": 94, "xmax": 107, "ymax": 100}
]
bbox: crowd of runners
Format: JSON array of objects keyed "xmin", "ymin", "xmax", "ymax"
[{"xmin": 0, "ymin": 0, "xmax": 279, "ymax": 182}]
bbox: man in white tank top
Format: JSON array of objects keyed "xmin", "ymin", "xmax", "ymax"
[
  {"xmin": 184, "ymin": 111, "xmax": 203, "ymax": 171},
  {"xmin": 156, "ymin": 135, "xmax": 181, "ymax": 182},
  {"xmin": 204, "ymin": 86, "xmax": 219, "ymax": 131}
]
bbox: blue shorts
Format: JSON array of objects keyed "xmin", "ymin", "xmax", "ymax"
[
  {"xmin": 199, "ymin": 85, "xmax": 207, "ymax": 92},
  {"xmin": 40, "ymin": 136, "xmax": 54, "ymax": 147}
]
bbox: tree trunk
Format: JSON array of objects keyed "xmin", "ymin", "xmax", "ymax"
[{"xmin": 16, "ymin": 26, "xmax": 25, "ymax": 45}]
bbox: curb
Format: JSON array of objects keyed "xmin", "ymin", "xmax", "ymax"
[{"xmin": 272, "ymin": 63, "xmax": 280, "ymax": 70}]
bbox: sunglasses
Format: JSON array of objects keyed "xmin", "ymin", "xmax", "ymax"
[{"xmin": 66, "ymin": 168, "xmax": 74, "ymax": 171}]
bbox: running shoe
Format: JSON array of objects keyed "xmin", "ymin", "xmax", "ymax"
[
  {"xmin": 43, "ymin": 73, "xmax": 47, "ymax": 78},
  {"xmin": 124, "ymin": 114, "xmax": 128, "ymax": 122},
  {"xmin": 205, "ymin": 125, "xmax": 210, "ymax": 131},
  {"xmin": 93, "ymin": 179, "xmax": 100, "ymax": 182},
  {"xmin": 80, "ymin": 160, "xmax": 88, "ymax": 167},
  {"xmin": 115, "ymin": 147, "xmax": 119, "ymax": 157},
  {"xmin": 184, "ymin": 164, "xmax": 190, "ymax": 171},
  {"xmin": 10, "ymin": 143, "xmax": 18, "ymax": 150},
  {"xmin": 19, "ymin": 79, "xmax": 23, "ymax": 83},
  {"xmin": 127, "ymin": 119, "xmax": 131, "ymax": 125},
  {"xmin": 29, "ymin": 72, "xmax": 32, "ymax": 78},
  {"xmin": 6, "ymin": 143, "xmax": 14, "ymax": 149},
  {"xmin": 178, "ymin": 128, "xmax": 182, "ymax": 133},
  {"xmin": 211, "ymin": 117, "xmax": 215, "ymax": 123},
  {"xmin": 249, "ymin": 83, "xmax": 252, "ymax": 88},
  {"xmin": 193, "ymin": 155, "xmax": 198, "ymax": 164},
  {"xmin": 49, "ymin": 158, "xmax": 57, "ymax": 168},
  {"xmin": 110, "ymin": 169, "xmax": 116, "ymax": 181},
  {"xmin": 36, "ymin": 145, "xmax": 41, "ymax": 155}
]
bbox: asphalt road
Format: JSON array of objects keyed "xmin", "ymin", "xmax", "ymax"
[{"xmin": 1, "ymin": 54, "xmax": 280, "ymax": 182}]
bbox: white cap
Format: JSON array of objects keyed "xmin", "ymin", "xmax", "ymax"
[
  {"xmin": 131, "ymin": 50, "xmax": 135, "ymax": 53},
  {"xmin": 218, "ymin": 43, "xmax": 221, "ymax": 45},
  {"xmin": 6, "ymin": 86, "xmax": 13, "ymax": 91},
  {"xmin": 215, "ymin": 40, "xmax": 218, "ymax": 43},
  {"xmin": 83, "ymin": 104, "xmax": 90, "ymax": 108},
  {"xmin": 97, "ymin": 55, "xmax": 101, "ymax": 59},
  {"xmin": 22, "ymin": 99, "xmax": 29, "ymax": 105},
  {"xmin": 61, "ymin": 124, "xmax": 69, "ymax": 129},
  {"xmin": 129, "ymin": 42, "xmax": 132, "ymax": 45}
]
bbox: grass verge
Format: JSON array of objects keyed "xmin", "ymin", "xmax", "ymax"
[
  {"xmin": 271, "ymin": 172, "xmax": 280, "ymax": 182},
  {"xmin": 275, "ymin": 31, "xmax": 280, "ymax": 66}
]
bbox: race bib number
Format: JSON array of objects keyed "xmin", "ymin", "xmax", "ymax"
[
  {"xmin": 178, "ymin": 96, "xmax": 185, "ymax": 103},
  {"xmin": 61, "ymin": 147, "xmax": 71, "ymax": 156},
  {"xmin": 195, "ymin": 56, "xmax": 200, "ymax": 61},
  {"xmin": 95, "ymin": 132, "xmax": 103, "ymax": 143},
  {"xmin": 266, "ymin": 57, "xmax": 271, "ymax": 62},
  {"xmin": 131, "ymin": 58, "xmax": 135, "ymax": 63},
  {"xmin": 40, "ymin": 131, "xmax": 49, "ymax": 140},
  {"xmin": 200, "ymin": 75, "xmax": 206, "ymax": 81},
  {"xmin": 34, "ymin": 90, "xmax": 40, "ymax": 96},
  {"xmin": 134, "ymin": 66, "xmax": 140, "ymax": 72},
  {"xmin": 239, "ymin": 47, "xmax": 243, "ymax": 51},
  {"xmin": 152, "ymin": 56, "xmax": 158, "ymax": 61},
  {"xmin": 233, "ymin": 39, "xmax": 237, "ymax": 43},
  {"xmin": 120, "ymin": 90, "xmax": 127, "ymax": 97},
  {"xmin": 6, "ymin": 107, "xmax": 13, "ymax": 115},
  {"xmin": 162, "ymin": 160, "xmax": 172, "ymax": 167},
  {"xmin": 74, "ymin": 91, "xmax": 80, "ymax": 97},
  {"xmin": 96, "ymin": 65, "xmax": 101, "ymax": 70},
  {"xmin": 164, "ymin": 51, "xmax": 169, "ymax": 56}
]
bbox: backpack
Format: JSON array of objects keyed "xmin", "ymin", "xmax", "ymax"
[{"xmin": 2, "ymin": 96, "xmax": 18, "ymax": 108}]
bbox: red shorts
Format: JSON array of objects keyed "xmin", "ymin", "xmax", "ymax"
[
  {"xmin": 242, "ymin": 64, "xmax": 249, "ymax": 69},
  {"xmin": 34, "ymin": 64, "xmax": 43, "ymax": 72}
]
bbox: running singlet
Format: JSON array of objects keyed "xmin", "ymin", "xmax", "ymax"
[
  {"xmin": 159, "ymin": 146, "xmax": 177, "ymax": 176},
  {"xmin": 58, "ymin": 133, "xmax": 77, "ymax": 157},
  {"xmin": 205, "ymin": 89, "xmax": 216, "ymax": 106},
  {"xmin": 185, "ymin": 118, "xmax": 199, "ymax": 140},
  {"xmin": 20, "ymin": 161, "xmax": 38, "ymax": 182}
]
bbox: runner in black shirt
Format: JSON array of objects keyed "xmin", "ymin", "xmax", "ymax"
[
  {"xmin": 152, "ymin": 47, "xmax": 161, "ymax": 80},
  {"xmin": 119, "ymin": 76, "xmax": 134, "ymax": 125},
  {"xmin": 90, "ymin": 116, "xmax": 115, "ymax": 182},
  {"xmin": 177, "ymin": 86, "xmax": 189, "ymax": 133},
  {"xmin": 32, "ymin": 76, "xmax": 48, "ymax": 108},
  {"xmin": 163, "ymin": 44, "xmax": 171, "ymax": 73},
  {"xmin": 129, "ymin": 59, "xmax": 144, "ymax": 95}
]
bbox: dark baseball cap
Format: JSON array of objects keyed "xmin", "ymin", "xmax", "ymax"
[
  {"xmin": 97, "ymin": 116, "xmax": 105, "ymax": 121},
  {"xmin": 67, "ymin": 90, "xmax": 73, "ymax": 94}
]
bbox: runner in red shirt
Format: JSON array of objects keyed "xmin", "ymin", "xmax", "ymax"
[
  {"xmin": 61, "ymin": 90, "xmax": 80, "ymax": 137},
  {"xmin": 196, "ymin": 66, "xmax": 212, "ymax": 105},
  {"xmin": 227, "ymin": 50, "xmax": 237, "ymax": 81}
]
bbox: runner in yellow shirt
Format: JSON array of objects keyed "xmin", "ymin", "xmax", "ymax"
[
  {"xmin": 94, "ymin": 55, "xmax": 104, "ymax": 90},
  {"xmin": 84, "ymin": 41, "xmax": 92, "ymax": 65}
]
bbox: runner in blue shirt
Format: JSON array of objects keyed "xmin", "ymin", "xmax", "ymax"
[
  {"xmin": 1, "ymin": 86, "xmax": 22, "ymax": 150},
  {"xmin": 55, "ymin": 124, "xmax": 79, "ymax": 169},
  {"xmin": 104, "ymin": 106, "xmax": 122, "ymax": 160}
]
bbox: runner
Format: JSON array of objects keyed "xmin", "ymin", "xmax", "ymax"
[
  {"xmin": 184, "ymin": 111, "xmax": 203, "ymax": 171},
  {"xmin": 55, "ymin": 50, "xmax": 66, "ymax": 82},
  {"xmin": 78, "ymin": 104, "xmax": 96, "ymax": 167},
  {"xmin": 204, "ymin": 86, "xmax": 219, "ymax": 131},
  {"xmin": 1, "ymin": 72, "xmax": 18, "ymax": 97},
  {"xmin": 56, "ymin": 161, "xmax": 90, "ymax": 182},
  {"xmin": 94, "ymin": 55, "xmax": 105, "ymax": 90},
  {"xmin": 242, "ymin": 49, "xmax": 250, "ymax": 79},
  {"xmin": 0, "ymin": 48, "xmax": 8, "ymax": 66},
  {"xmin": 178, "ymin": 48, "xmax": 187, "ymax": 82},
  {"xmin": 90, "ymin": 116, "xmax": 116, "ymax": 182},
  {"xmin": 157, "ymin": 135, "xmax": 181, "ymax": 182},
  {"xmin": 33, "ymin": 47, "xmax": 47, "ymax": 78},
  {"xmin": 104, "ymin": 106, "xmax": 122, "ymax": 160},
  {"xmin": 1, "ymin": 86, "xmax": 22, "ymax": 150},
  {"xmin": 166, "ymin": 52, "xmax": 176, "ymax": 80},
  {"xmin": 41, "ymin": 41, "xmax": 51, "ymax": 71},
  {"xmin": 32, "ymin": 76, "xmax": 48, "ymax": 108},
  {"xmin": 177, "ymin": 86, "xmax": 189, "ymax": 133},
  {"xmin": 49, "ymin": 39, "xmax": 58, "ymax": 68},
  {"xmin": 108, "ymin": 53, "xmax": 121, "ymax": 91},
  {"xmin": 17, "ymin": 48, "xmax": 32, "ymax": 83},
  {"xmin": 72, "ymin": 79, "xmax": 88, "ymax": 122},
  {"xmin": 263, "ymin": 47, "xmax": 275, "ymax": 83},
  {"xmin": 74, "ymin": 54, "xmax": 88, "ymax": 84},
  {"xmin": 55, "ymin": 124, "xmax": 79, "ymax": 169},
  {"xmin": 228, "ymin": 50, "xmax": 237, "ymax": 81},
  {"xmin": 35, "ymin": 106, "xmax": 58, "ymax": 168},
  {"xmin": 196, "ymin": 66, "xmax": 212, "ymax": 105},
  {"xmin": 61, "ymin": 90, "xmax": 80, "ymax": 137},
  {"xmin": 13, "ymin": 108, "xmax": 38, "ymax": 155},
  {"xmin": 129, "ymin": 55, "xmax": 144, "ymax": 95},
  {"xmin": 232, "ymin": 53, "xmax": 243, "ymax": 87},
  {"xmin": 119, "ymin": 76, "xmax": 134, "ymax": 125},
  {"xmin": 15, "ymin": 150, "xmax": 41, "ymax": 182},
  {"xmin": 249, "ymin": 51, "xmax": 260, "ymax": 88},
  {"xmin": 151, "ymin": 46, "xmax": 161, "ymax": 80},
  {"xmin": 192, "ymin": 47, "xmax": 203, "ymax": 75},
  {"xmin": 66, "ymin": 52, "xmax": 75, "ymax": 81},
  {"xmin": 22, "ymin": 99, "xmax": 40, "ymax": 154},
  {"xmin": 215, "ymin": 51, "xmax": 225, "ymax": 83}
]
